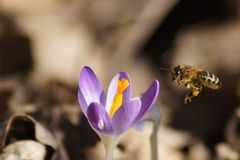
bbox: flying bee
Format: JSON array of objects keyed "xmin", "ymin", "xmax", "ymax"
[{"xmin": 171, "ymin": 64, "xmax": 222, "ymax": 103}]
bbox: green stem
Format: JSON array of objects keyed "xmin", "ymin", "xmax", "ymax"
[
  {"xmin": 100, "ymin": 135, "xmax": 119, "ymax": 160},
  {"xmin": 150, "ymin": 120, "xmax": 160, "ymax": 160}
]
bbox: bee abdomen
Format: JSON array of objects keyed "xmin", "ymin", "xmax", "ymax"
[{"xmin": 198, "ymin": 71, "xmax": 222, "ymax": 89}]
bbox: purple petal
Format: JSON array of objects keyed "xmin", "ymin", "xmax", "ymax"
[
  {"xmin": 106, "ymin": 72, "xmax": 131, "ymax": 113},
  {"xmin": 78, "ymin": 66, "xmax": 106, "ymax": 113},
  {"xmin": 87, "ymin": 102, "xmax": 114, "ymax": 135},
  {"xmin": 112, "ymin": 98, "xmax": 141, "ymax": 135},
  {"xmin": 78, "ymin": 89, "xmax": 88, "ymax": 115},
  {"xmin": 134, "ymin": 80, "xmax": 160, "ymax": 123}
]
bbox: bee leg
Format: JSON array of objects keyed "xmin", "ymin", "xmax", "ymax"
[
  {"xmin": 176, "ymin": 77, "xmax": 183, "ymax": 85},
  {"xmin": 184, "ymin": 91, "xmax": 193, "ymax": 104},
  {"xmin": 177, "ymin": 79, "xmax": 181, "ymax": 85},
  {"xmin": 184, "ymin": 86, "xmax": 202, "ymax": 104}
]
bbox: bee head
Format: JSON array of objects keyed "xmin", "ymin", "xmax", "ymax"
[{"xmin": 171, "ymin": 65, "xmax": 182, "ymax": 81}]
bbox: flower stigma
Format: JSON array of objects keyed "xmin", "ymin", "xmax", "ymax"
[
  {"xmin": 109, "ymin": 79, "xmax": 129, "ymax": 118},
  {"xmin": 98, "ymin": 118, "xmax": 104, "ymax": 129}
]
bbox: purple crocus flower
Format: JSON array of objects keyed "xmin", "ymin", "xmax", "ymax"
[{"xmin": 78, "ymin": 66, "xmax": 160, "ymax": 136}]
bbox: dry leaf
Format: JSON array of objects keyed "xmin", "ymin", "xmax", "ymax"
[{"xmin": 0, "ymin": 114, "xmax": 57, "ymax": 160}]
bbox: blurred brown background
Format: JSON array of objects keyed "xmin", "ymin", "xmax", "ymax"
[{"xmin": 0, "ymin": 0, "xmax": 239, "ymax": 159}]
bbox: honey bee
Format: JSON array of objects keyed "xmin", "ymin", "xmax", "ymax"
[{"xmin": 171, "ymin": 64, "xmax": 222, "ymax": 103}]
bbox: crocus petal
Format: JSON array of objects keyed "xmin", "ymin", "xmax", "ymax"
[
  {"xmin": 106, "ymin": 72, "xmax": 131, "ymax": 113},
  {"xmin": 112, "ymin": 98, "xmax": 141, "ymax": 135},
  {"xmin": 79, "ymin": 66, "xmax": 106, "ymax": 107},
  {"xmin": 87, "ymin": 102, "xmax": 114, "ymax": 135},
  {"xmin": 134, "ymin": 80, "xmax": 160, "ymax": 123},
  {"xmin": 78, "ymin": 89, "xmax": 88, "ymax": 115}
]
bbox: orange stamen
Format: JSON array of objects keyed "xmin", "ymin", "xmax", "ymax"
[{"xmin": 109, "ymin": 79, "xmax": 129, "ymax": 118}]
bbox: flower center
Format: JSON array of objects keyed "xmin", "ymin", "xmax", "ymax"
[{"xmin": 109, "ymin": 79, "xmax": 129, "ymax": 118}]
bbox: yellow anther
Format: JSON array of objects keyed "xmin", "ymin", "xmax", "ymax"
[{"xmin": 109, "ymin": 79, "xmax": 129, "ymax": 118}]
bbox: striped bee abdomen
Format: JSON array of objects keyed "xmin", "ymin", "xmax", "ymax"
[{"xmin": 198, "ymin": 71, "xmax": 222, "ymax": 89}]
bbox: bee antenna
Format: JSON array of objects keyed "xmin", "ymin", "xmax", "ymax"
[{"xmin": 158, "ymin": 68, "xmax": 170, "ymax": 71}]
